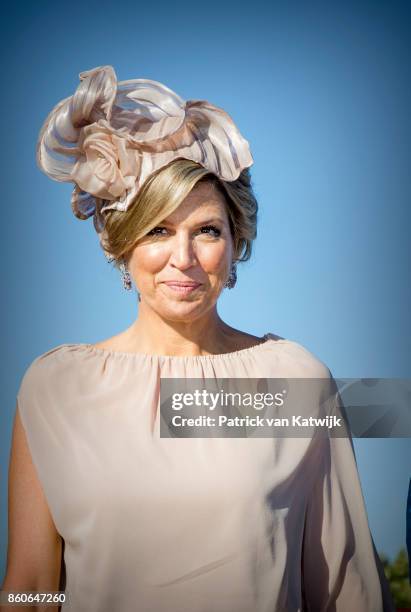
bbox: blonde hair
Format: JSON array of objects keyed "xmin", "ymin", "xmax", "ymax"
[{"xmin": 100, "ymin": 158, "xmax": 258, "ymax": 269}]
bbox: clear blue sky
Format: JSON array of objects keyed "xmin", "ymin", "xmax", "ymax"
[{"xmin": 0, "ymin": 0, "xmax": 410, "ymax": 580}]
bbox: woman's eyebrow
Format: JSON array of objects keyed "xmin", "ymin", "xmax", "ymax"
[{"xmin": 161, "ymin": 217, "xmax": 226, "ymax": 226}]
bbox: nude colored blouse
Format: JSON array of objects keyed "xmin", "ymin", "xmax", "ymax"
[{"xmin": 16, "ymin": 333, "xmax": 394, "ymax": 612}]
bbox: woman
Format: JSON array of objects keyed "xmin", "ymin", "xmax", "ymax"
[{"xmin": 1, "ymin": 65, "xmax": 395, "ymax": 611}]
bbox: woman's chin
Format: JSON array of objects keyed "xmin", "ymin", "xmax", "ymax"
[{"xmin": 157, "ymin": 297, "xmax": 209, "ymax": 320}]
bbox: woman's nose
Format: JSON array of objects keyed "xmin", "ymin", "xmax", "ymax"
[{"xmin": 168, "ymin": 233, "xmax": 197, "ymax": 269}]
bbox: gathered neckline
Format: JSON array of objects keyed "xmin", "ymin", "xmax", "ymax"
[{"xmin": 68, "ymin": 333, "xmax": 284, "ymax": 362}]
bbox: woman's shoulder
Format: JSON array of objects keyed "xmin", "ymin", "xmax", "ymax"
[
  {"xmin": 266, "ymin": 333, "xmax": 332, "ymax": 379},
  {"xmin": 20, "ymin": 343, "xmax": 75, "ymax": 368},
  {"xmin": 17, "ymin": 344, "xmax": 81, "ymax": 394}
]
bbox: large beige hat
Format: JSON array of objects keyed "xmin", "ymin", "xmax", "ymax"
[{"xmin": 36, "ymin": 64, "xmax": 254, "ymax": 237}]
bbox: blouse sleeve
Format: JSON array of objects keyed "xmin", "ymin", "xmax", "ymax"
[{"xmin": 300, "ymin": 374, "xmax": 395, "ymax": 611}]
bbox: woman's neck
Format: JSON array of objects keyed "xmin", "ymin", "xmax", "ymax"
[{"xmin": 120, "ymin": 305, "xmax": 257, "ymax": 357}]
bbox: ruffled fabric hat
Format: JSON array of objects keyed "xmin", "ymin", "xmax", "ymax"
[{"xmin": 36, "ymin": 64, "xmax": 254, "ymax": 243}]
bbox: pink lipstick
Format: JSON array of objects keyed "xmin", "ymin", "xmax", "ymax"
[{"xmin": 162, "ymin": 281, "xmax": 202, "ymax": 296}]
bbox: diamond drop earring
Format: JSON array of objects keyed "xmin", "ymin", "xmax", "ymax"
[
  {"xmin": 119, "ymin": 257, "xmax": 133, "ymax": 291},
  {"xmin": 224, "ymin": 261, "xmax": 237, "ymax": 289}
]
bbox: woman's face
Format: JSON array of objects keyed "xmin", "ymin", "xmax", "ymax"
[{"xmin": 127, "ymin": 180, "xmax": 234, "ymax": 321}]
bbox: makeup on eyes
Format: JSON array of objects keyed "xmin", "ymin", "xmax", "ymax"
[{"xmin": 147, "ymin": 223, "xmax": 222, "ymax": 237}]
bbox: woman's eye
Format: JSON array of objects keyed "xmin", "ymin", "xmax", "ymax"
[
  {"xmin": 146, "ymin": 225, "xmax": 221, "ymax": 238},
  {"xmin": 199, "ymin": 225, "xmax": 221, "ymax": 237},
  {"xmin": 147, "ymin": 227, "xmax": 167, "ymax": 236}
]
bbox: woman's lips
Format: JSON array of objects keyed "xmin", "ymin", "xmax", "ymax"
[{"xmin": 162, "ymin": 281, "xmax": 202, "ymax": 296}]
